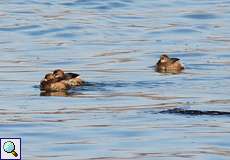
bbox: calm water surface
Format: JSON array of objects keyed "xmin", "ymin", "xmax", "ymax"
[{"xmin": 0, "ymin": 0, "xmax": 230, "ymax": 159}]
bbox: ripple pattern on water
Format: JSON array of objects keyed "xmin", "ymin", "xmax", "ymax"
[{"xmin": 0, "ymin": 0, "xmax": 230, "ymax": 160}]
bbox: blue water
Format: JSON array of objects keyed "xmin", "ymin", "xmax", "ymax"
[{"xmin": 0, "ymin": 0, "xmax": 230, "ymax": 159}]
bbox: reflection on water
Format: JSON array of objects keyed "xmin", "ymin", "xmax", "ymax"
[
  {"xmin": 0, "ymin": 0, "xmax": 230, "ymax": 159},
  {"xmin": 160, "ymin": 108, "xmax": 230, "ymax": 116}
]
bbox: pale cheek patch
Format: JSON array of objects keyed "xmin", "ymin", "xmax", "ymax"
[{"xmin": 180, "ymin": 62, "xmax": 185, "ymax": 68}]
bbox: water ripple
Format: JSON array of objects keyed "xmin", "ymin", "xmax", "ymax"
[
  {"xmin": 0, "ymin": 0, "xmax": 230, "ymax": 159},
  {"xmin": 183, "ymin": 13, "xmax": 218, "ymax": 19},
  {"xmin": 0, "ymin": 25, "xmax": 40, "ymax": 32}
]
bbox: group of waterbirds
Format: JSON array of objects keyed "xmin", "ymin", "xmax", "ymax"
[{"xmin": 40, "ymin": 54, "xmax": 184, "ymax": 92}]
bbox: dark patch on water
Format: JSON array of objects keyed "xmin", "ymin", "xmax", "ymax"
[
  {"xmin": 25, "ymin": 25, "xmax": 82, "ymax": 36},
  {"xmin": 114, "ymin": 15, "xmax": 145, "ymax": 19},
  {"xmin": 0, "ymin": 25, "xmax": 40, "ymax": 32},
  {"xmin": 217, "ymin": 54, "xmax": 230, "ymax": 58},
  {"xmin": 33, "ymin": 85, "xmax": 40, "ymax": 89},
  {"xmin": 6, "ymin": 0, "xmax": 52, "ymax": 5},
  {"xmin": 60, "ymin": 2, "xmax": 75, "ymax": 6},
  {"xmin": 90, "ymin": 2, "xmax": 128, "ymax": 10},
  {"xmin": 54, "ymin": 33, "xmax": 76, "ymax": 38},
  {"xmin": 150, "ymin": 28, "xmax": 200, "ymax": 35},
  {"xmin": 160, "ymin": 108, "xmax": 230, "ymax": 116},
  {"xmin": 106, "ymin": 2, "xmax": 128, "ymax": 9},
  {"xmin": 171, "ymin": 28, "xmax": 201, "ymax": 34},
  {"xmin": 65, "ymin": 25, "xmax": 82, "ymax": 30},
  {"xmin": 11, "ymin": 11, "xmax": 36, "ymax": 14},
  {"xmin": 60, "ymin": 0, "xmax": 100, "ymax": 7},
  {"xmin": 183, "ymin": 13, "xmax": 218, "ymax": 19},
  {"xmin": 26, "ymin": 28, "xmax": 65, "ymax": 36},
  {"xmin": 28, "ymin": 0, "xmax": 53, "ymax": 6},
  {"xmin": 61, "ymin": 0, "xmax": 129, "ymax": 10},
  {"xmin": 93, "ymin": 5, "xmax": 110, "ymax": 10}
]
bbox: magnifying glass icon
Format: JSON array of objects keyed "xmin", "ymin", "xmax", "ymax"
[{"xmin": 3, "ymin": 141, "xmax": 18, "ymax": 157}]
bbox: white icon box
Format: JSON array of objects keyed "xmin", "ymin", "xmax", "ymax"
[{"xmin": 0, "ymin": 138, "xmax": 21, "ymax": 160}]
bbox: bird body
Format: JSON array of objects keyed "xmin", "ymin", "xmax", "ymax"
[
  {"xmin": 155, "ymin": 54, "xmax": 184, "ymax": 73},
  {"xmin": 40, "ymin": 73, "xmax": 71, "ymax": 92},
  {"xmin": 40, "ymin": 69, "xmax": 85, "ymax": 92},
  {"xmin": 53, "ymin": 69, "xmax": 85, "ymax": 87}
]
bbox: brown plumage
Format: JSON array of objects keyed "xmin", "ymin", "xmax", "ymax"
[
  {"xmin": 40, "ymin": 91, "xmax": 69, "ymax": 96},
  {"xmin": 40, "ymin": 73, "xmax": 71, "ymax": 92},
  {"xmin": 155, "ymin": 54, "xmax": 184, "ymax": 73},
  {"xmin": 53, "ymin": 69, "xmax": 85, "ymax": 87}
]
